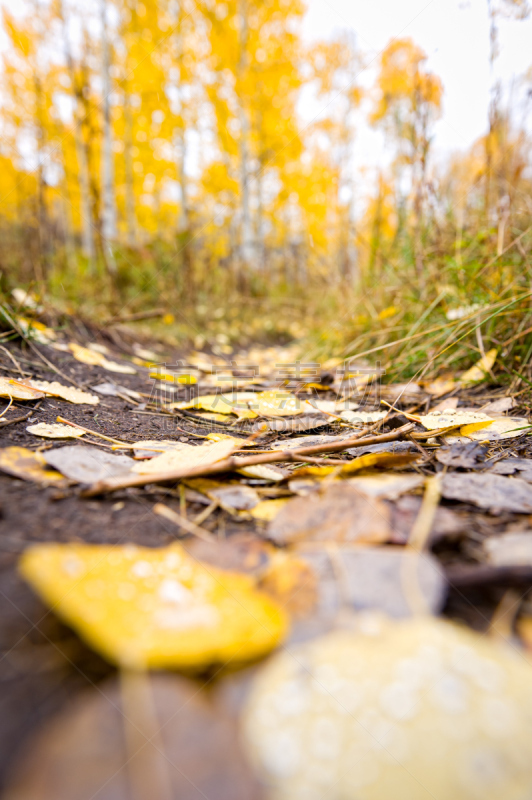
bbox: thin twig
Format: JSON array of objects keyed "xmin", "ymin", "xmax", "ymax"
[
  {"xmin": 82, "ymin": 423, "xmax": 416, "ymax": 496},
  {"xmin": 56, "ymin": 415, "xmax": 134, "ymax": 445},
  {"xmin": 153, "ymin": 503, "xmax": 215, "ymax": 542}
]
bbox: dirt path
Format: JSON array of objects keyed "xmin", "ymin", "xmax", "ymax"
[{"xmin": 0, "ymin": 330, "xmax": 532, "ymax": 795}]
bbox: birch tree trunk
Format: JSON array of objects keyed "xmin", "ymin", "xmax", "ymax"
[
  {"xmin": 58, "ymin": 0, "xmax": 95, "ymax": 263},
  {"xmin": 100, "ymin": 0, "xmax": 117, "ymax": 249},
  {"xmin": 238, "ymin": 0, "xmax": 254, "ymax": 269}
]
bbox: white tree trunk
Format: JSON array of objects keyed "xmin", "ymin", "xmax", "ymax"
[
  {"xmin": 59, "ymin": 1, "xmax": 95, "ymax": 261},
  {"xmin": 238, "ymin": 0, "xmax": 254, "ymax": 267},
  {"xmin": 100, "ymin": 0, "xmax": 116, "ymax": 243}
]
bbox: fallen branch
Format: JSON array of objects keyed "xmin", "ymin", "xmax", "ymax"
[{"xmin": 81, "ymin": 422, "xmax": 416, "ymax": 496}]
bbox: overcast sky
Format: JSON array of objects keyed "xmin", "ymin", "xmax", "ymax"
[{"xmin": 303, "ymin": 0, "xmax": 532, "ymax": 160}]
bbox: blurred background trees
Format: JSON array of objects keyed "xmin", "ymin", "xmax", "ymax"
[{"xmin": 0, "ymin": 0, "xmax": 531, "ymax": 359}]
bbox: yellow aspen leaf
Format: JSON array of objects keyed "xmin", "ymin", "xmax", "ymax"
[
  {"xmin": 170, "ymin": 393, "xmax": 258, "ymax": 419},
  {"xmin": 26, "ymin": 423, "xmax": 85, "ymax": 439},
  {"xmin": 149, "ymin": 372, "xmax": 197, "ymax": 385},
  {"xmin": 68, "ymin": 343, "xmax": 136, "ymax": 375},
  {"xmin": 0, "ymin": 446, "xmax": 67, "ymax": 485},
  {"xmin": 0, "ymin": 377, "xmax": 44, "ymax": 401},
  {"xmin": 19, "ymin": 543, "xmax": 288, "ymax": 670},
  {"xmin": 460, "ymin": 420, "xmax": 495, "ymax": 436},
  {"xmin": 417, "ymin": 409, "xmax": 492, "ymax": 430},
  {"xmin": 460, "ymin": 348, "xmax": 498, "ymax": 384},
  {"xmin": 132, "ymin": 438, "xmax": 236, "ymax": 474},
  {"xmin": 291, "ymin": 452, "xmax": 419, "ymax": 479},
  {"xmin": 250, "ymin": 498, "xmax": 290, "ymax": 521},
  {"xmin": 254, "ymin": 390, "xmax": 316, "ymax": 417},
  {"xmin": 29, "ymin": 380, "xmax": 99, "ymax": 405}
]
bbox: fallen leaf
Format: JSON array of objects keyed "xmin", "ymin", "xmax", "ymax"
[
  {"xmin": 441, "ymin": 472, "xmax": 532, "ymax": 513},
  {"xmin": 251, "ymin": 390, "xmax": 317, "ymax": 417},
  {"xmin": 184, "ymin": 535, "xmax": 272, "ymax": 574},
  {"xmin": 19, "ymin": 542, "xmax": 288, "ymax": 669},
  {"xmin": 29, "ymin": 380, "xmax": 99, "ymax": 406},
  {"xmin": 149, "ymin": 370, "xmax": 197, "ymax": 385},
  {"xmin": 262, "ymin": 415, "xmax": 330, "ymax": 433},
  {"xmin": 444, "ymin": 416, "xmax": 530, "ymax": 444},
  {"xmin": 483, "ymin": 532, "xmax": 532, "ymax": 566},
  {"xmin": 18, "ymin": 317, "xmax": 56, "ymax": 344},
  {"xmin": 423, "ymin": 377, "xmax": 456, "ymax": 396},
  {"xmin": 26, "ymin": 423, "xmax": 86, "ymax": 439},
  {"xmin": 132, "ymin": 439, "xmax": 236, "ymax": 475},
  {"xmin": 346, "ymin": 472, "xmax": 425, "ymax": 499},
  {"xmin": 490, "ymin": 457, "xmax": 532, "ymax": 476},
  {"xmin": 418, "ymin": 409, "xmax": 492, "ymax": 430},
  {"xmin": 340, "ymin": 409, "xmax": 388, "ymax": 424},
  {"xmin": 12, "ymin": 287, "xmax": 42, "ymax": 312},
  {"xmin": 270, "ymin": 434, "xmax": 351, "ymax": 451},
  {"xmin": 290, "ymin": 451, "xmax": 419, "ymax": 479},
  {"xmin": 43, "ymin": 446, "xmax": 135, "ymax": 483},
  {"xmin": 482, "ymin": 397, "xmax": 516, "ymax": 414},
  {"xmin": 268, "ymin": 483, "xmax": 392, "ymax": 545},
  {"xmin": 91, "ymin": 382, "xmax": 141, "ymax": 400},
  {"xmin": 345, "ymin": 440, "xmax": 419, "ymax": 457},
  {"xmin": 170, "ymin": 392, "xmax": 258, "ymax": 419},
  {"xmin": 0, "ymin": 446, "xmax": 67, "ymax": 485},
  {"xmin": 237, "ymin": 464, "xmax": 286, "ymax": 481},
  {"xmin": 69, "ymin": 343, "xmax": 136, "ymax": 375},
  {"xmin": 460, "ymin": 348, "xmax": 498, "ymax": 384},
  {"xmin": 435, "ymin": 442, "xmax": 488, "ymax": 468},
  {"xmin": 243, "ymin": 616, "xmax": 532, "ymax": 800},
  {"xmin": 186, "ymin": 478, "xmax": 260, "ymax": 510},
  {"xmin": 391, "ymin": 495, "xmax": 468, "ymax": 545},
  {"xmin": 250, "ymin": 498, "xmax": 290, "ymax": 521},
  {"xmin": 430, "ymin": 396, "xmax": 459, "ymax": 412},
  {"xmin": 4, "ymin": 673, "xmax": 263, "ymax": 800},
  {"xmin": 0, "ymin": 377, "xmax": 44, "ymax": 401},
  {"xmin": 296, "ymin": 545, "xmax": 447, "ymax": 618},
  {"xmin": 257, "ymin": 552, "xmax": 318, "ymax": 619},
  {"xmin": 380, "ymin": 383, "xmax": 424, "ymax": 405},
  {"xmin": 132, "ymin": 440, "xmax": 187, "ymax": 457}
]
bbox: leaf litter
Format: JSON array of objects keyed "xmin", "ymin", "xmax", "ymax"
[{"xmin": 4, "ymin": 328, "xmax": 532, "ymax": 797}]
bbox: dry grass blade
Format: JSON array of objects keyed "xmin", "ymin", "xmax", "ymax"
[{"xmin": 153, "ymin": 503, "xmax": 216, "ymax": 542}]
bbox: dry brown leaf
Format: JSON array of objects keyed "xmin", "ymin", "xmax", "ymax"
[
  {"xmin": 0, "ymin": 446, "xmax": 67, "ymax": 485},
  {"xmin": 483, "ymin": 532, "xmax": 532, "ymax": 566},
  {"xmin": 43, "ymin": 446, "xmax": 134, "ymax": 483},
  {"xmin": 4, "ymin": 674, "xmax": 263, "ymax": 800},
  {"xmin": 29, "ymin": 380, "xmax": 99, "ymax": 406},
  {"xmin": 441, "ymin": 472, "xmax": 532, "ymax": 513},
  {"xmin": 185, "ymin": 478, "xmax": 260, "ymax": 510},
  {"xmin": 268, "ymin": 483, "xmax": 392, "ymax": 545},
  {"xmin": 257, "ymin": 553, "xmax": 318, "ymax": 619},
  {"xmin": 295, "ymin": 544, "xmax": 447, "ymax": 619}
]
